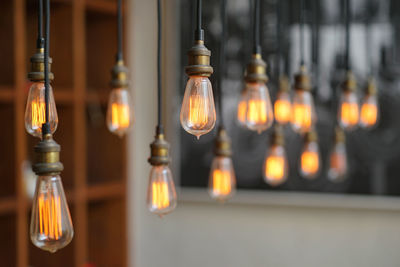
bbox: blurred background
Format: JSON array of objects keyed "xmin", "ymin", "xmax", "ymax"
[{"xmin": 3, "ymin": 0, "xmax": 400, "ymax": 266}]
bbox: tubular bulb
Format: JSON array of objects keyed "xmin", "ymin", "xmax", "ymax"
[
  {"xmin": 106, "ymin": 88, "xmax": 133, "ymax": 137},
  {"xmin": 25, "ymin": 82, "xmax": 58, "ymax": 138},
  {"xmin": 338, "ymin": 91, "xmax": 359, "ymax": 130},
  {"xmin": 360, "ymin": 93, "xmax": 378, "ymax": 129},
  {"xmin": 328, "ymin": 144, "xmax": 347, "ymax": 182},
  {"xmin": 291, "ymin": 90, "xmax": 316, "ymax": 133},
  {"xmin": 263, "ymin": 144, "xmax": 288, "ymax": 186},
  {"xmin": 274, "ymin": 91, "xmax": 292, "ymax": 125},
  {"xmin": 299, "ymin": 131, "xmax": 320, "ymax": 179},
  {"xmin": 208, "ymin": 156, "xmax": 236, "ymax": 202}
]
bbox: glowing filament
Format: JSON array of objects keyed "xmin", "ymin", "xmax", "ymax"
[
  {"xmin": 265, "ymin": 156, "xmax": 285, "ymax": 182},
  {"xmin": 111, "ymin": 103, "xmax": 130, "ymax": 129},
  {"xmin": 340, "ymin": 102, "xmax": 359, "ymax": 126},
  {"xmin": 274, "ymin": 99, "xmax": 291, "ymax": 124},
  {"xmin": 301, "ymin": 151, "xmax": 319, "ymax": 175},
  {"xmin": 38, "ymin": 194, "xmax": 62, "ymax": 240},
  {"xmin": 360, "ymin": 103, "xmax": 377, "ymax": 127},
  {"xmin": 237, "ymin": 99, "xmax": 247, "ymax": 124},
  {"xmin": 211, "ymin": 169, "xmax": 232, "ymax": 196},
  {"xmin": 31, "ymin": 101, "xmax": 46, "ymax": 130},
  {"xmin": 151, "ymin": 181, "xmax": 170, "ymax": 210},
  {"xmin": 292, "ymin": 104, "xmax": 312, "ymax": 131},
  {"xmin": 188, "ymin": 94, "xmax": 209, "ymax": 129},
  {"xmin": 247, "ymin": 99, "xmax": 267, "ymax": 124}
]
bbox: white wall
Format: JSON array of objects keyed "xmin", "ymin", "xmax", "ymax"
[{"xmin": 127, "ymin": 1, "xmax": 400, "ymax": 267}]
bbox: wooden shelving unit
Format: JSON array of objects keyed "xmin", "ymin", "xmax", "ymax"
[{"xmin": 0, "ymin": 0, "xmax": 127, "ymax": 266}]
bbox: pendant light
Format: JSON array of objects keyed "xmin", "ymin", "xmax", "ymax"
[
  {"xmin": 180, "ymin": 0, "xmax": 216, "ymax": 139},
  {"xmin": 299, "ymin": 130, "xmax": 320, "ymax": 179},
  {"xmin": 328, "ymin": 127, "xmax": 348, "ymax": 182},
  {"xmin": 208, "ymin": 0, "xmax": 236, "ymax": 202},
  {"xmin": 106, "ymin": 0, "xmax": 134, "ymax": 137},
  {"xmin": 30, "ymin": 0, "xmax": 74, "ymax": 252},
  {"xmin": 237, "ymin": 0, "xmax": 273, "ymax": 133},
  {"xmin": 147, "ymin": 0, "xmax": 177, "ymax": 217},
  {"xmin": 338, "ymin": 0, "xmax": 359, "ymax": 131},
  {"xmin": 25, "ymin": 0, "xmax": 58, "ymax": 138},
  {"xmin": 291, "ymin": 0, "xmax": 317, "ymax": 134}
]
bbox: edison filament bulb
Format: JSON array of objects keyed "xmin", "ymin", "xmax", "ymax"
[
  {"xmin": 106, "ymin": 88, "xmax": 133, "ymax": 137},
  {"xmin": 299, "ymin": 130, "xmax": 320, "ymax": 179},
  {"xmin": 360, "ymin": 79, "xmax": 379, "ymax": 129},
  {"xmin": 328, "ymin": 127, "xmax": 347, "ymax": 182},
  {"xmin": 274, "ymin": 76, "xmax": 291, "ymax": 125},
  {"xmin": 208, "ymin": 156, "xmax": 236, "ymax": 201},
  {"xmin": 30, "ymin": 175, "xmax": 74, "ymax": 253},
  {"xmin": 25, "ymin": 82, "xmax": 58, "ymax": 138},
  {"xmin": 338, "ymin": 72, "xmax": 359, "ymax": 130},
  {"xmin": 180, "ymin": 76, "xmax": 216, "ymax": 139},
  {"xmin": 237, "ymin": 90, "xmax": 247, "ymax": 126}
]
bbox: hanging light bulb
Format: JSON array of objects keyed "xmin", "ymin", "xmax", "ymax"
[
  {"xmin": 208, "ymin": 128, "xmax": 236, "ymax": 201},
  {"xmin": 263, "ymin": 125, "xmax": 288, "ymax": 186},
  {"xmin": 328, "ymin": 127, "xmax": 347, "ymax": 182},
  {"xmin": 237, "ymin": 89, "xmax": 247, "ymax": 126},
  {"xmin": 338, "ymin": 72, "xmax": 359, "ymax": 130},
  {"xmin": 299, "ymin": 130, "xmax": 320, "ymax": 179},
  {"xmin": 291, "ymin": 66, "xmax": 316, "ymax": 133},
  {"xmin": 360, "ymin": 78, "xmax": 379, "ymax": 129},
  {"xmin": 274, "ymin": 75, "xmax": 292, "ymax": 125}
]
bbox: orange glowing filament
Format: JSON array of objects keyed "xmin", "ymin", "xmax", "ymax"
[
  {"xmin": 301, "ymin": 151, "xmax": 319, "ymax": 175},
  {"xmin": 265, "ymin": 156, "xmax": 285, "ymax": 181},
  {"xmin": 31, "ymin": 101, "xmax": 46, "ymax": 130},
  {"xmin": 211, "ymin": 169, "xmax": 232, "ymax": 196},
  {"xmin": 274, "ymin": 99, "xmax": 291, "ymax": 124},
  {"xmin": 111, "ymin": 103, "xmax": 130, "ymax": 129},
  {"xmin": 340, "ymin": 102, "xmax": 359, "ymax": 126},
  {"xmin": 237, "ymin": 99, "xmax": 247, "ymax": 124},
  {"xmin": 292, "ymin": 103, "xmax": 312, "ymax": 130},
  {"xmin": 38, "ymin": 194, "xmax": 62, "ymax": 240},
  {"xmin": 151, "ymin": 181, "xmax": 170, "ymax": 209},
  {"xmin": 188, "ymin": 95, "xmax": 209, "ymax": 129},
  {"xmin": 360, "ymin": 103, "xmax": 377, "ymax": 127},
  {"xmin": 247, "ymin": 99, "xmax": 267, "ymax": 124}
]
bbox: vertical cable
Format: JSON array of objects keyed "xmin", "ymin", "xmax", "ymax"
[
  {"xmin": 37, "ymin": 0, "xmax": 44, "ymax": 48},
  {"xmin": 218, "ymin": 0, "xmax": 227, "ymax": 127},
  {"xmin": 253, "ymin": 0, "xmax": 261, "ymax": 54},
  {"xmin": 195, "ymin": 0, "xmax": 204, "ymax": 41},
  {"xmin": 157, "ymin": 0, "xmax": 163, "ymax": 134},
  {"xmin": 43, "ymin": 0, "xmax": 50, "ymax": 134},
  {"xmin": 300, "ymin": 0, "xmax": 305, "ymax": 66},
  {"xmin": 117, "ymin": 0, "xmax": 123, "ymax": 61},
  {"xmin": 344, "ymin": 0, "xmax": 350, "ymax": 71},
  {"xmin": 276, "ymin": 0, "xmax": 282, "ymax": 76}
]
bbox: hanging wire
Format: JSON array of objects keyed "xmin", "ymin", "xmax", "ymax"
[
  {"xmin": 157, "ymin": 0, "xmax": 163, "ymax": 134},
  {"xmin": 253, "ymin": 0, "xmax": 261, "ymax": 54},
  {"xmin": 116, "ymin": 0, "xmax": 123, "ymax": 61},
  {"xmin": 344, "ymin": 0, "xmax": 350, "ymax": 71},
  {"xmin": 37, "ymin": 0, "xmax": 44, "ymax": 48},
  {"xmin": 365, "ymin": 0, "xmax": 373, "ymax": 76},
  {"xmin": 43, "ymin": 0, "xmax": 50, "ymax": 134},
  {"xmin": 217, "ymin": 0, "xmax": 227, "ymax": 127},
  {"xmin": 195, "ymin": 0, "xmax": 204, "ymax": 41},
  {"xmin": 276, "ymin": 0, "xmax": 282, "ymax": 77},
  {"xmin": 300, "ymin": 0, "xmax": 305, "ymax": 66}
]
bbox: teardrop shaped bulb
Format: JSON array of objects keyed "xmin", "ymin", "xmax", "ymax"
[
  {"xmin": 360, "ymin": 93, "xmax": 378, "ymax": 129},
  {"xmin": 299, "ymin": 140, "xmax": 320, "ymax": 179},
  {"xmin": 180, "ymin": 76, "xmax": 216, "ymax": 139},
  {"xmin": 291, "ymin": 90, "xmax": 316, "ymax": 133},
  {"xmin": 274, "ymin": 91, "xmax": 292, "ymax": 125},
  {"xmin": 263, "ymin": 144, "xmax": 288, "ymax": 186},
  {"xmin": 208, "ymin": 156, "xmax": 236, "ymax": 202},
  {"xmin": 338, "ymin": 91, "xmax": 359, "ymax": 130},
  {"xmin": 30, "ymin": 175, "xmax": 74, "ymax": 253},
  {"xmin": 147, "ymin": 165, "xmax": 177, "ymax": 216},
  {"xmin": 25, "ymin": 82, "xmax": 58, "ymax": 138},
  {"xmin": 106, "ymin": 88, "xmax": 133, "ymax": 137},
  {"xmin": 328, "ymin": 142, "xmax": 347, "ymax": 182}
]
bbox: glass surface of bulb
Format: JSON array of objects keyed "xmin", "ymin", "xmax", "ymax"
[
  {"xmin": 180, "ymin": 76, "xmax": 216, "ymax": 139},
  {"xmin": 291, "ymin": 90, "xmax": 316, "ymax": 133},
  {"xmin": 208, "ymin": 156, "xmax": 236, "ymax": 201},
  {"xmin": 237, "ymin": 90, "xmax": 247, "ymax": 126},
  {"xmin": 299, "ymin": 141, "xmax": 320, "ymax": 179},
  {"xmin": 147, "ymin": 165, "xmax": 177, "ymax": 216},
  {"xmin": 30, "ymin": 175, "xmax": 74, "ymax": 253},
  {"xmin": 106, "ymin": 88, "xmax": 133, "ymax": 137},
  {"xmin": 360, "ymin": 94, "xmax": 378, "ymax": 129},
  {"xmin": 25, "ymin": 82, "xmax": 58, "ymax": 138},
  {"xmin": 263, "ymin": 144, "xmax": 288, "ymax": 186},
  {"xmin": 241, "ymin": 82, "xmax": 274, "ymax": 133},
  {"xmin": 328, "ymin": 142, "xmax": 347, "ymax": 182},
  {"xmin": 338, "ymin": 91, "xmax": 359, "ymax": 130},
  {"xmin": 274, "ymin": 91, "xmax": 292, "ymax": 124}
]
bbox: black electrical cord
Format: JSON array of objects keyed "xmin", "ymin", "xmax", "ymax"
[
  {"xmin": 195, "ymin": 0, "xmax": 204, "ymax": 41},
  {"xmin": 253, "ymin": 0, "xmax": 261, "ymax": 54},
  {"xmin": 37, "ymin": 0, "xmax": 44, "ymax": 48},
  {"xmin": 116, "ymin": 0, "xmax": 123, "ymax": 61},
  {"xmin": 276, "ymin": 0, "xmax": 282, "ymax": 76},
  {"xmin": 344, "ymin": 0, "xmax": 350, "ymax": 71},
  {"xmin": 43, "ymin": 0, "xmax": 50, "ymax": 135},
  {"xmin": 156, "ymin": 0, "xmax": 163, "ymax": 134},
  {"xmin": 217, "ymin": 0, "xmax": 227, "ymax": 127},
  {"xmin": 300, "ymin": 0, "xmax": 305, "ymax": 66}
]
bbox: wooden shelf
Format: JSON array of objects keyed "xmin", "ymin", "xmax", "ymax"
[
  {"xmin": 87, "ymin": 180, "xmax": 125, "ymax": 201},
  {"xmin": 0, "ymin": 87, "xmax": 15, "ymax": 102},
  {"xmin": 86, "ymin": 0, "xmax": 117, "ymax": 15},
  {"xmin": 0, "ymin": 197, "xmax": 17, "ymax": 215}
]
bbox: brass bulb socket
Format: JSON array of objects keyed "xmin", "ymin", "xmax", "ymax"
[
  {"xmin": 365, "ymin": 78, "xmax": 377, "ymax": 95},
  {"xmin": 214, "ymin": 127, "xmax": 232, "ymax": 157},
  {"xmin": 185, "ymin": 40, "xmax": 213, "ymax": 77},
  {"xmin": 270, "ymin": 125, "xmax": 284, "ymax": 146},
  {"xmin": 304, "ymin": 130, "xmax": 318, "ymax": 143},
  {"xmin": 294, "ymin": 65, "xmax": 311, "ymax": 91},
  {"xmin": 110, "ymin": 60, "xmax": 129, "ymax": 88},
  {"xmin": 244, "ymin": 53, "xmax": 268, "ymax": 83},
  {"xmin": 279, "ymin": 75, "xmax": 290, "ymax": 92},
  {"xmin": 341, "ymin": 71, "xmax": 357, "ymax": 92},
  {"xmin": 27, "ymin": 48, "xmax": 54, "ymax": 82},
  {"xmin": 32, "ymin": 134, "xmax": 64, "ymax": 176},
  {"xmin": 148, "ymin": 134, "xmax": 170, "ymax": 166},
  {"xmin": 334, "ymin": 126, "xmax": 345, "ymax": 144}
]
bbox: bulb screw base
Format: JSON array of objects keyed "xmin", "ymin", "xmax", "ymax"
[
  {"xmin": 214, "ymin": 127, "xmax": 232, "ymax": 157},
  {"xmin": 244, "ymin": 53, "xmax": 268, "ymax": 83},
  {"xmin": 304, "ymin": 130, "xmax": 318, "ymax": 143},
  {"xmin": 341, "ymin": 71, "xmax": 357, "ymax": 92},
  {"xmin": 27, "ymin": 48, "xmax": 54, "ymax": 82},
  {"xmin": 365, "ymin": 77, "xmax": 377, "ymax": 95},
  {"xmin": 185, "ymin": 40, "xmax": 213, "ymax": 77},
  {"xmin": 33, "ymin": 134, "xmax": 64, "ymax": 176},
  {"xmin": 148, "ymin": 133, "xmax": 170, "ymax": 166},
  {"xmin": 270, "ymin": 125, "xmax": 284, "ymax": 146},
  {"xmin": 111, "ymin": 60, "xmax": 129, "ymax": 88},
  {"xmin": 334, "ymin": 126, "xmax": 345, "ymax": 143},
  {"xmin": 294, "ymin": 65, "xmax": 311, "ymax": 91}
]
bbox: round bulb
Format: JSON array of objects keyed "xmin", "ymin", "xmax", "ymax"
[
  {"xmin": 106, "ymin": 88, "xmax": 133, "ymax": 137},
  {"xmin": 180, "ymin": 76, "xmax": 216, "ymax": 139},
  {"xmin": 328, "ymin": 142, "xmax": 347, "ymax": 182},
  {"xmin": 241, "ymin": 82, "xmax": 274, "ymax": 133},
  {"xmin": 291, "ymin": 90, "xmax": 316, "ymax": 133},
  {"xmin": 299, "ymin": 140, "xmax": 320, "ymax": 179},
  {"xmin": 274, "ymin": 91, "xmax": 292, "ymax": 125},
  {"xmin": 338, "ymin": 91, "xmax": 359, "ymax": 130},
  {"xmin": 30, "ymin": 175, "xmax": 74, "ymax": 253},
  {"xmin": 263, "ymin": 144, "xmax": 288, "ymax": 186},
  {"xmin": 147, "ymin": 165, "xmax": 177, "ymax": 216},
  {"xmin": 237, "ymin": 90, "xmax": 247, "ymax": 127},
  {"xmin": 25, "ymin": 82, "xmax": 58, "ymax": 138},
  {"xmin": 208, "ymin": 156, "xmax": 236, "ymax": 202},
  {"xmin": 360, "ymin": 93, "xmax": 378, "ymax": 129}
]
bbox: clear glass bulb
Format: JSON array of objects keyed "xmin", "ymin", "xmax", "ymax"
[
  {"xmin": 30, "ymin": 175, "xmax": 74, "ymax": 253},
  {"xmin": 237, "ymin": 90, "xmax": 247, "ymax": 127},
  {"xmin": 360, "ymin": 93, "xmax": 378, "ymax": 129},
  {"xmin": 274, "ymin": 91, "xmax": 292, "ymax": 125},
  {"xmin": 106, "ymin": 88, "xmax": 133, "ymax": 137},
  {"xmin": 208, "ymin": 156, "xmax": 236, "ymax": 202},
  {"xmin": 328, "ymin": 142, "xmax": 347, "ymax": 182},
  {"xmin": 25, "ymin": 82, "xmax": 58, "ymax": 138},
  {"xmin": 241, "ymin": 82, "xmax": 273, "ymax": 133},
  {"xmin": 263, "ymin": 144, "xmax": 288, "ymax": 186},
  {"xmin": 338, "ymin": 91, "xmax": 359, "ymax": 130},
  {"xmin": 180, "ymin": 76, "xmax": 216, "ymax": 139},
  {"xmin": 147, "ymin": 165, "xmax": 177, "ymax": 216},
  {"xmin": 299, "ymin": 140, "xmax": 320, "ymax": 179},
  {"xmin": 291, "ymin": 90, "xmax": 316, "ymax": 133}
]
